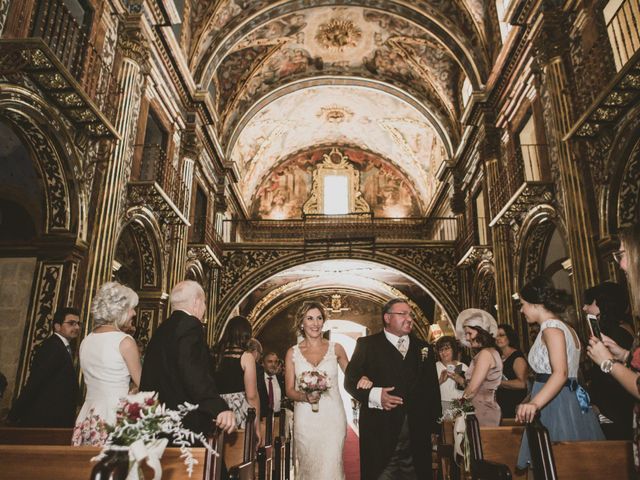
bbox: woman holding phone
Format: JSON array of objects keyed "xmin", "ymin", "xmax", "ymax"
[{"xmin": 435, "ymin": 336, "xmax": 468, "ymax": 413}]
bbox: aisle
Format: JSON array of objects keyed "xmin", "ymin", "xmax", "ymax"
[{"xmin": 343, "ymin": 425, "xmax": 360, "ymax": 480}]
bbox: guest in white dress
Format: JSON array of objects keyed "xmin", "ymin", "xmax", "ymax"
[
  {"xmin": 71, "ymin": 282, "xmax": 141, "ymax": 446},
  {"xmin": 435, "ymin": 336, "xmax": 468, "ymax": 413},
  {"xmin": 284, "ymin": 301, "xmax": 371, "ymax": 480}
]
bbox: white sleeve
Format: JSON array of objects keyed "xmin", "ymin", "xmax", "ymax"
[{"xmin": 368, "ymin": 387, "xmax": 383, "ymax": 409}]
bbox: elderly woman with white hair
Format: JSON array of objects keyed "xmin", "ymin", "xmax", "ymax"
[
  {"xmin": 451, "ymin": 308, "xmax": 503, "ymax": 426},
  {"xmin": 71, "ymin": 282, "xmax": 141, "ymax": 446}
]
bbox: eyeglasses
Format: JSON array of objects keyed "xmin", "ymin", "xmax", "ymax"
[
  {"xmin": 613, "ymin": 250, "xmax": 626, "ymax": 263},
  {"xmin": 63, "ymin": 321, "xmax": 82, "ymax": 327},
  {"xmin": 387, "ymin": 311, "xmax": 416, "ymax": 319}
]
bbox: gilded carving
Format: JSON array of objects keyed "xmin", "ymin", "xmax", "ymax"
[
  {"xmin": 128, "ymin": 221, "xmax": 159, "ymax": 288},
  {"xmin": 315, "ymin": 18, "xmax": 362, "ymax": 51},
  {"xmin": 136, "ymin": 309, "xmax": 154, "ymax": 355}
]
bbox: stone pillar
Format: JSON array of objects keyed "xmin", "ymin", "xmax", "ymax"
[
  {"xmin": 81, "ymin": 18, "xmax": 148, "ymax": 326},
  {"xmin": 534, "ymin": 8, "xmax": 600, "ymax": 315}
]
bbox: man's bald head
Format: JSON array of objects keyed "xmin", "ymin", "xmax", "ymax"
[{"xmin": 170, "ymin": 281, "xmax": 206, "ymax": 320}]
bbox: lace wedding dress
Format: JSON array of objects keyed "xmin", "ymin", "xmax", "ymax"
[{"xmin": 293, "ymin": 341, "xmax": 346, "ymax": 480}]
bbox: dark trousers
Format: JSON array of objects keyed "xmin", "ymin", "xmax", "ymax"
[{"xmin": 377, "ymin": 415, "xmax": 417, "ymax": 480}]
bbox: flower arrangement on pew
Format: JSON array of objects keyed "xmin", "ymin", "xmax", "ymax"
[
  {"xmin": 298, "ymin": 370, "xmax": 330, "ymax": 412},
  {"xmin": 439, "ymin": 396, "xmax": 475, "ymax": 423},
  {"xmin": 93, "ymin": 391, "xmax": 214, "ymax": 479},
  {"xmin": 439, "ymin": 397, "xmax": 475, "ymax": 471}
]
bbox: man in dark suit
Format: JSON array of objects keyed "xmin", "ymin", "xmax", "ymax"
[
  {"xmin": 140, "ymin": 280, "xmax": 235, "ymax": 436},
  {"xmin": 257, "ymin": 352, "xmax": 284, "ymax": 419},
  {"xmin": 345, "ymin": 298, "xmax": 441, "ymax": 480},
  {"xmin": 9, "ymin": 307, "xmax": 80, "ymax": 427}
]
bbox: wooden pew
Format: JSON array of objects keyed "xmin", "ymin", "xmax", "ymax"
[
  {"xmin": 0, "ymin": 426, "xmax": 73, "ymax": 445},
  {"xmin": 478, "ymin": 424, "xmax": 526, "ymax": 479},
  {"xmin": 272, "ymin": 412, "xmax": 286, "ymax": 480},
  {"xmin": 526, "ymin": 420, "xmax": 634, "ymax": 479},
  {"xmin": 224, "ymin": 407, "xmax": 257, "ymax": 478},
  {"xmin": 257, "ymin": 412, "xmax": 274, "ymax": 480},
  {"xmin": 466, "ymin": 414, "xmax": 514, "ymax": 480},
  {"xmin": 0, "ymin": 444, "xmax": 209, "ymax": 479}
]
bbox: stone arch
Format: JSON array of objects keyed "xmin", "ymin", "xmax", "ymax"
[
  {"xmin": 0, "ymin": 84, "xmax": 85, "ymax": 239},
  {"xmin": 215, "ymin": 245, "xmax": 460, "ymax": 341},
  {"xmin": 472, "ymin": 259, "xmax": 497, "ymax": 319}
]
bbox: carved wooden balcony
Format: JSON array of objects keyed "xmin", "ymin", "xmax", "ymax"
[
  {"xmin": 489, "ymin": 144, "xmax": 554, "ymax": 227},
  {"xmin": 457, "ymin": 216, "xmax": 492, "ymax": 267},
  {"xmin": 567, "ymin": 48, "xmax": 640, "ymax": 140},
  {"xmin": 0, "ymin": 0, "xmax": 117, "ymax": 138},
  {"xmin": 188, "ymin": 216, "xmax": 223, "ymax": 268},
  {"xmin": 127, "ymin": 145, "xmax": 189, "ymax": 225},
  {"xmin": 224, "ymin": 215, "xmax": 458, "ymax": 244}
]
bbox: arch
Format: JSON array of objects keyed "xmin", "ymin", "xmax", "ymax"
[
  {"xmin": 117, "ymin": 207, "xmax": 165, "ymax": 291},
  {"xmin": 227, "ymin": 77, "xmax": 455, "ymax": 159},
  {"xmin": 472, "ymin": 258, "xmax": 497, "ymax": 319},
  {"xmin": 0, "ymin": 84, "xmax": 85, "ymax": 239},
  {"xmin": 214, "ymin": 246, "xmax": 460, "ymax": 341},
  {"xmin": 194, "ymin": 1, "xmax": 486, "ymax": 92}
]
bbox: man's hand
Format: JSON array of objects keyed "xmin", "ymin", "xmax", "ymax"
[
  {"xmin": 380, "ymin": 386, "xmax": 403, "ymax": 410},
  {"xmin": 215, "ymin": 411, "xmax": 236, "ymax": 433}
]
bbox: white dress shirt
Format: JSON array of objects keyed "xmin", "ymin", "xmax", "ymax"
[
  {"xmin": 368, "ymin": 330, "xmax": 410, "ymax": 409},
  {"xmin": 264, "ymin": 371, "xmax": 282, "ymax": 412}
]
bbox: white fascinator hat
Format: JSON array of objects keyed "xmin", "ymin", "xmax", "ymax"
[{"xmin": 455, "ymin": 308, "xmax": 498, "ymax": 347}]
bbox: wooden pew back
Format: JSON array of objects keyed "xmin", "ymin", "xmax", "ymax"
[
  {"xmin": 0, "ymin": 427, "xmax": 73, "ymax": 445},
  {"xmin": 479, "ymin": 425, "xmax": 526, "ymax": 479},
  {"xmin": 0, "ymin": 444, "xmax": 207, "ymax": 480}
]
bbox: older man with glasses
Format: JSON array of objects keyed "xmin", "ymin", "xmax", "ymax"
[
  {"xmin": 345, "ymin": 298, "xmax": 441, "ymax": 480},
  {"xmin": 9, "ymin": 307, "xmax": 81, "ymax": 427}
]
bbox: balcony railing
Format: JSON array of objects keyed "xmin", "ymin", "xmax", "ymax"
[
  {"xmin": 605, "ymin": 0, "xmax": 640, "ymax": 71},
  {"xmin": 0, "ymin": 0, "xmax": 117, "ymax": 136},
  {"xmin": 190, "ymin": 215, "xmax": 223, "ymax": 261},
  {"xmin": 127, "ymin": 145, "xmax": 188, "ymax": 225},
  {"xmin": 457, "ymin": 215, "xmax": 490, "ymax": 262},
  {"xmin": 223, "ymin": 215, "xmax": 458, "ymax": 243}
]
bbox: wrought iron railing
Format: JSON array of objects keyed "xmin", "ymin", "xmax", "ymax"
[
  {"xmin": 223, "ymin": 215, "xmax": 458, "ymax": 243},
  {"xmin": 137, "ymin": 144, "xmax": 187, "ymax": 210},
  {"xmin": 190, "ymin": 215, "xmax": 223, "ymax": 259},
  {"xmin": 490, "ymin": 144, "xmax": 548, "ymax": 217},
  {"xmin": 28, "ymin": 0, "xmax": 115, "ymax": 117},
  {"xmin": 605, "ymin": 0, "xmax": 640, "ymax": 71},
  {"xmin": 457, "ymin": 215, "xmax": 489, "ymax": 257}
]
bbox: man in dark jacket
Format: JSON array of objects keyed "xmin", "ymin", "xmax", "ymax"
[
  {"xmin": 345, "ymin": 298, "xmax": 441, "ymax": 480},
  {"xmin": 9, "ymin": 307, "xmax": 80, "ymax": 427},
  {"xmin": 140, "ymin": 280, "xmax": 235, "ymax": 435}
]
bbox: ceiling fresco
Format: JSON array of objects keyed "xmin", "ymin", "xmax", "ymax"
[{"xmin": 230, "ymin": 85, "xmax": 447, "ymax": 209}]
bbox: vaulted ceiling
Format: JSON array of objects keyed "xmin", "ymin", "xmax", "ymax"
[{"xmin": 186, "ymin": 1, "xmax": 499, "ymax": 216}]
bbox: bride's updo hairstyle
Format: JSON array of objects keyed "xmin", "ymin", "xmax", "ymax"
[
  {"xmin": 520, "ymin": 276, "xmax": 572, "ymax": 314},
  {"xmin": 91, "ymin": 281, "xmax": 138, "ymax": 329},
  {"xmin": 293, "ymin": 301, "xmax": 327, "ymax": 337}
]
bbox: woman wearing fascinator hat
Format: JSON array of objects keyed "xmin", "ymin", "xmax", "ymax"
[{"xmin": 453, "ymin": 308, "xmax": 503, "ymax": 426}]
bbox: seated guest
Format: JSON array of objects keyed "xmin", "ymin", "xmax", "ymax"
[
  {"xmin": 141, "ymin": 281, "xmax": 234, "ymax": 436},
  {"xmin": 9, "ymin": 307, "xmax": 80, "ymax": 427},
  {"xmin": 435, "ymin": 336, "xmax": 468, "ymax": 413},
  {"xmin": 454, "ymin": 309, "xmax": 503, "ymax": 426},
  {"xmin": 584, "ymin": 282, "xmax": 635, "ymax": 439},
  {"xmin": 496, "ymin": 324, "xmax": 528, "ymax": 419},
  {"xmin": 72, "ymin": 282, "xmax": 141, "ymax": 445},
  {"xmin": 258, "ymin": 351, "xmax": 285, "ymax": 419},
  {"xmin": 214, "ymin": 316, "xmax": 260, "ymax": 440}
]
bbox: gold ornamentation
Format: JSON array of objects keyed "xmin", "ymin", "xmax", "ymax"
[
  {"xmin": 317, "ymin": 105, "xmax": 354, "ymax": 124},
  {"xmin": 315, "ymin": 18, "xmax": 362, "ymax": 51}
]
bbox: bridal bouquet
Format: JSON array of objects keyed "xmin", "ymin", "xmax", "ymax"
[
  {"xmin": 298, "ymin": 370, "xmax": 330, "ymax": 412},
  {"xmin": 93, "ymin": 391, "xmax": 215, "ymax": 479}
]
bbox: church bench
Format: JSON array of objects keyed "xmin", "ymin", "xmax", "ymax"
[
  {"xmin": 466, "ymin": 415, "xmax": 514, "ymax": 480},
  {"xmin": 0, "ymin": 444, "xmax": 210, "ymax": 479},
  {"xmin": 0, "ymin": 426, "xmax": 73, "ymax": 445},
  {"xmin": 527, "ymin": 420, "xmax": 633, "ymax": 479},
  {"xmin": 478, "ymin": 424, "xmax": 526, "ymax": 479}
]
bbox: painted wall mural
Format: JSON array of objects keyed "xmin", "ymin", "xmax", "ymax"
[
  {"xmin": 250, "ymin": 146, "xmax": 423, "ymax": 219},
  {"xmin": 229, "ymin": 84, "xmax": 447, "ymax": 211}
]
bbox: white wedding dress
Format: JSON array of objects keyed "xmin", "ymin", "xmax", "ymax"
[{"xmin": 293, "ymin": 341, "xmax": 346, "ymax": 480}]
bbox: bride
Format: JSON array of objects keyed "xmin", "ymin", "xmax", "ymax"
[{"xmin": 285, "ymin": 301, "xmax": 371, "ymax": 480}]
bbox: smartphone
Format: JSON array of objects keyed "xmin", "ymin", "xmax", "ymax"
[{"xmin": 586, "ymin": 314, "xmax": 602, "ymax": 340}]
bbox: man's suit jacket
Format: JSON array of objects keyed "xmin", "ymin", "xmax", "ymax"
[
  {"xmin": 257, "ymin": 365, "xmax": 285, "ymax": 418},
  {"xmin": 140, "ymin": 310, "xmax": 230, "ymax": 435},
  {"xmin": 9, "ymin": 334, "xmax": 78, "ymax": 427},
  {"xmin": 344, "ymin": 332, "xmax": 441, "ymax": 480}
]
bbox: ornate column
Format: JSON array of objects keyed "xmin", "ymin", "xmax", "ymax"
[
  {"xmin": 81, "ymin": 17, "xmax": 148, "ymax": 324},
  {"xmin": 166, "ymin": 130, "xmax": 198, "ymax": 292},
  {"xmin": 534, "ymin": 7, "xmax": 600, "ymax": 309},
  {"xmin": 479, "ymin": 120, "xmax": 518, "ymax": 328}
]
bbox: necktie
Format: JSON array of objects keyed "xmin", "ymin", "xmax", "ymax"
[
  {"xmin": 397, "ymin": 337, "xmax": 408, "ymax": 358},
  {"xmin": 267, "ymin": 376, "xmax": 274, "ymax": 410},
  {"xmin": 66, "ymin": 344, "xmax": 73, "ymax": 358}
]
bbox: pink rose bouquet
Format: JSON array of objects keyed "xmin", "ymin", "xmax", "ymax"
[{"xmin": 298, "ymin": 370, "xmax": 331, "ymax": 412}]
